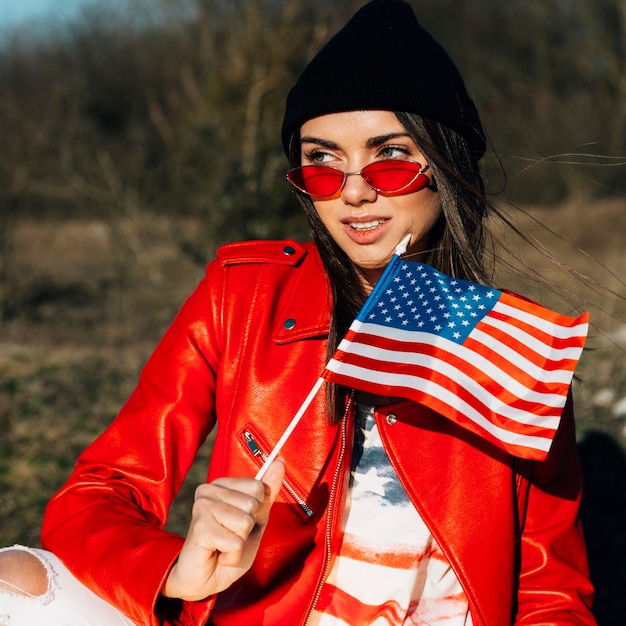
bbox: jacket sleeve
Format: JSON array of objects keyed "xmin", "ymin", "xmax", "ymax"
[
  {"xmin": 41, "ymin": 260, "xmax": 227, "ymax": 626},
  {"xmin": 514, "ymin": 395, "xmax": 596, "ymax": 625}
]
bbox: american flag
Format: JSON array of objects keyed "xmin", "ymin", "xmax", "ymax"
[{"xmin": 323, "ymin": 255, "xmax": 589, "ymax": 461}]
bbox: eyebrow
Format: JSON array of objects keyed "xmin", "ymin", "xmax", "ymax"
[
  {"xmin": 300, "ymin": 132, "xmax": 412, "ymax": 150},
  {"xmin": 366, "ymin": 132, "xmax": 412, "ymax": 148},
  {"xmin": 300, "ymin": 136, "xmax": 339, "ymax": 150}
]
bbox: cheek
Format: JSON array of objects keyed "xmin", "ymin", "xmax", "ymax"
[
  {"xmin": 406, "ymin": 194, "xmax": 442, "ymax": 231},
  {"xmin": 311, "ymin": 201, "xmax": 336, "ymax": 233}
]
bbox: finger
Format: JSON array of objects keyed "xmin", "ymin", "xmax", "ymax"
[
  {"xmin": 196, "ymin": 478, "xmax": 265, "ymax": 504},
  {"xmin": 192, "ymin": 492, "xmax": 258, "ymax": 546},
  {"xmin": 215, "ymin": 460, "xmax": 285, "ymax": 568},
  {"xmin": 261, "ymin": 457, "xmax": 286, "ymax": 507}
]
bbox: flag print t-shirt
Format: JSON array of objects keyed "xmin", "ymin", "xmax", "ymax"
[{"xmin": 308, "ymin": 403, "xmax": 472, "ymax": 626}]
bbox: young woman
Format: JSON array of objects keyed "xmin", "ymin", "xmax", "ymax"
[{"xmin": 0, "ymin": 1, "xmax": 595, "ymax": 624}]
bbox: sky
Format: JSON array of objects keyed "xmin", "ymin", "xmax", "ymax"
[{"xmin": 0, "ymin": 0, "xmax": 100, "ymax": 33}]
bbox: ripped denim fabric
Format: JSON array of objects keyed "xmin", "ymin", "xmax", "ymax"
[{"xmin": 0, "ymin": 546, "xmax": 135, "ymax": 626}]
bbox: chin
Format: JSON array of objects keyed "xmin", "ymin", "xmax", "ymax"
[{"xmin": 353, "ymin": 255, "xmax": 390, "ymax": 276}]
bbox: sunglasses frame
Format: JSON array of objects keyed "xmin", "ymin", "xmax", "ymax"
[{"xmin": 285, "ymin": 159, "xmax": 430, "ymax": 198}]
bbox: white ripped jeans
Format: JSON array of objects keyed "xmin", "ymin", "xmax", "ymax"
[{"xmin": 0, "ymin": 546, "xmax": 135, "ymax": 626}]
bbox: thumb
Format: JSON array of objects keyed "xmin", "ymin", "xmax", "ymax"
[{"xmin": 261, "ymin": 457, "xmax": 285, "ymax": 507}]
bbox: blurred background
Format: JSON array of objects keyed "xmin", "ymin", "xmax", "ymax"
[{"xmin": 0, "ymin": 0, "xmax": 624, "ymax": 621}]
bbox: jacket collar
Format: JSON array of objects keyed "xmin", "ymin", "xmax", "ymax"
[{"xmin": 273, "ymin": 243, "xmax": 332, "ymax": 345}]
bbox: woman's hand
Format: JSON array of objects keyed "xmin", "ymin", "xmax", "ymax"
[{"xmin": 161, "ymin": 458, "xmax": 285, "ymax": 601}]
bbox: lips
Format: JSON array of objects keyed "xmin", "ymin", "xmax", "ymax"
[{"xmin": 347, "ymin": 218, "xmax": 386, "ymax": 231}]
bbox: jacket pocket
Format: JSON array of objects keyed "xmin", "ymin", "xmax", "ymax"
[{"xmin": 238, "ymin": 425, "xmax": 316, "ymax": 521}]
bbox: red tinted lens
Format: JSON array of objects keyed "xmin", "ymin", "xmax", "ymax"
[
  {"xmin": 361, "ymin": 160, "xmax": 422, "ymax": 192},
  {"xmin": 287, "ymin": 166, "xmax": 345, "ymax": 197}
]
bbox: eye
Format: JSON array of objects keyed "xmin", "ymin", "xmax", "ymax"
[
  {"xmin": 303, "ymin": 149, "xmax": 334, "ymax": 165},
  {"xmin": 379, "ymin": 145, "xmax": 412, "ymax": 159}
]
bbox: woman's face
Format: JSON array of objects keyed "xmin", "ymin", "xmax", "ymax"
[{"xmin": 300, "ymin": 110, "xmax": 441, "ymax": 286}]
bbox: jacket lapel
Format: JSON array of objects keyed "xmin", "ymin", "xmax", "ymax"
[{"xmin": 374, "ymin": 401, "xmax": 516, "ymax": 625}]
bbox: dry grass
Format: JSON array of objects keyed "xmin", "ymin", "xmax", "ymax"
[{"xmin": 493, "ymin": 198, "xmax": 626, "ymax": 441}]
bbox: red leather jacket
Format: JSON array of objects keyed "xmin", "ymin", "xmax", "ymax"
[{"xmin": 42, "ymin": 240, "xmax": 595, "ymax": 626}]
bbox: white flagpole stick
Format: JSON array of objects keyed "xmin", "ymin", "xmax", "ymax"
[
  {"xmin": 396, "ymin": 233, "xmax": 411, "ymax": 256},
  {"xmin": 255, "ymin": 377, "xmax": 325, "ymax": 480},
  {"xmin": 254, "ymin": 234, "xmax": 412, "ymax": 482}
]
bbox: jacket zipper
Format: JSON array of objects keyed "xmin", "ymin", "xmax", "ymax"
[
  {"xmin": 242, "ymin": 429, "xmax": 314, "ymax": 518},
  {"xmin": 304, "ymin": 392, "xmax": 353, "ymax": 625}
]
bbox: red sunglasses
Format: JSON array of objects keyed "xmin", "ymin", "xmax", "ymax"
[{"xmin": 285, "ymin": 159, "xmax": 430, "ymax": 198}]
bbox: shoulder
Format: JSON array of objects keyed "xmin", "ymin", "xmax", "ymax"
[
  {"xmin": 208, "ymin": 240, "xmax": 330, "ymax": 339},
  {"xmin": 207, "ymin": 239, "xmax": 326, "ymax": 309},
  {"xmin": 216, "ymin": 239, "xmax": 313, "ymax": 267}
]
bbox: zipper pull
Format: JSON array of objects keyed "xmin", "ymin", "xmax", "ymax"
[
  {"xmin": 243, "ymin": 429, "xmax": 314, "ymax": 518},
  {"xmin": 243, "ymin": 430, "xmax": 264, "ymax": 457}
]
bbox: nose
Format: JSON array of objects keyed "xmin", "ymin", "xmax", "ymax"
[{"xmin": 341, "ymin": 171, "xmax": 378, "ymax": 206}]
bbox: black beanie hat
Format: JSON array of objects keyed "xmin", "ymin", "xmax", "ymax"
[{"xmin": 281, "ymin": 0, "xmax": 486, "ymax": 158}]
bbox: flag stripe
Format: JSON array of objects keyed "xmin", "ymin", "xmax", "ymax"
[
  {"xmin": 461, "ymin": 332, "xmax": 577, "ymax": 387},
  {"xmin": 497, "ymin": 293, "xmax": 591, "ymax": 335},
  {"xmin": 484, "ymin": 299, "xmax": 588, "ymax": 358},
  {"xmin": 324, "ymin": 360, "xmax": 554, "ymax": 456},
  {"xmin": 330, "ymin": 339, "xmax": 563, "ymax": 426},
  {"xmin": 350, "ymin": 322, "xmax": 578, "ymax": 390},
  {"xmin": 469, "ymin": 324, "xmax": 584, "ymax": 380},
  {"xmin": 338, "ymin": 535, "xmax": 429, "ymax": 569},
  {"xmin": 346, "ymin": 320, "xmax": 581, "ymax": 390},
  {"xmin": 486, "ymin": 308, "xmax": 589, "ymax": 352},
  {"xmin": 315, "ymin": 583, "xmax": 407, "ymax": 625}
]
